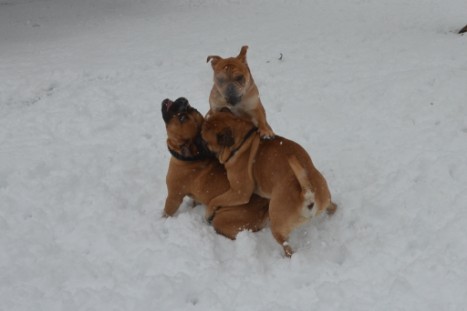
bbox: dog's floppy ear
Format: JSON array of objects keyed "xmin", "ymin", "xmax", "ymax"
[
  {"xmin": 237, "ymin": 45, "xmax": 248, "ymax": 63},
  {"xmin": 207, "ymin": 55, "xmax": 222, "ymax": 68},
  {"xmin": 217, "ymin": 127, "xmax": 234, "ymax": 147}
]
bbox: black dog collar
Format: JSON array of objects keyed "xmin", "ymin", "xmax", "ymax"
[
  {"xmin": 168, "ymin": 134, "xmax": 214, "ymax": 162},
  {"xmin": 224, "ymin": 126, "xmax": 258, "ymax": 163}
]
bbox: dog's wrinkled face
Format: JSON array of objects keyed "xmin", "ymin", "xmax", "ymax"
[
  {"xmin": 202, "ymin": 120, "xmax": 232, "ymax": 155},
  {"xmin": 201, "ymin": 110, "xmax": 252, "ymax": 163},
  {"xmin": 161, "ymin": 97, "xmax": 204, "ymax": 143},
  {"xmin": 207, "ymin": 46, "xmax": 252, "ymax": 106}
]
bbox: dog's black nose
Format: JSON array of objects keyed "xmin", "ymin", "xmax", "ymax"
[
  {"xmin": 175, "ymin": 97, "xmax": 189, "ymax": 106},
  {"xmin": 174, "ymin": 97, "xmax": 191, "ymax": 113}
]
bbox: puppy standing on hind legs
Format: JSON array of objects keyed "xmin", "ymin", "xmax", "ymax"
[
  {"xmin": 206, "ymin": 45, "xmax": 275, "ymax": 139},
  {"xmin": 201, "ymin": 110, "xmax": 337, "ymax": 257}
]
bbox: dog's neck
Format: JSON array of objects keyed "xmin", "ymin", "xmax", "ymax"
[
  {"xmin": 167, "ymin": 134, "xmax": 213, "ymax": 162},
  {"xmin": 223, "ymin": 126, "xmax": 258, "ymax": 163}
]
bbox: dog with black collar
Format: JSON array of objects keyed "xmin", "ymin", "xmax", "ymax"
[{"xmin": 161, "ymin": 97, "xmax": 269, "ymax": 239}]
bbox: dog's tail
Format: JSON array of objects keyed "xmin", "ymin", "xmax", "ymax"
[
  {"xmin": 287, "ymin": 155, "xmax": 317, "ymax": 216},
  {"xmin": 287, "ymin": 155, "xmax": 337, "ymax": 217},
  {"xmin": 288, "ymin": 155, "xmax": 312, "ymax": 192}
]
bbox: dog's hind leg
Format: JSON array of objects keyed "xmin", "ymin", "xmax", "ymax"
[
  {"xmin": 270, "ymin": 221, "xmax": 295, "ymax": 257},
  {"xmin": 326, "ymin": 202, "xmax": 337, "ymax": 215},
  {"xmin": 271, "ymin": 230, "xmax": 294, "ymax": 258},
  {"xmin": 269, "ymin": 195, "xmax": 304, "ymax": 257}
]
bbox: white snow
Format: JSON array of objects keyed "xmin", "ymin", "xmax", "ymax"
[{"xmin": 1, "ymin": 0, "xmax": 467, "ymax": 310}]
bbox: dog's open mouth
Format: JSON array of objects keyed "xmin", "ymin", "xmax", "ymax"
[
  {"xmin": 161, "ymin": 97, "xmax": 192, "ymax": 123},
  {"xmin": 163, "ymin": 98, "xmax": 173, "ymax": 111}
]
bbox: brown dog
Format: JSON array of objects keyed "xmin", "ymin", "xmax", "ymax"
[
  {"xmin": 207, "ymin": 45, "xmax": 275, "ymax": 139},
  {"xmin": 201, "ymin": 110, "xmax": 337, "ymax": 257},
  {"xmin": 161, "ymin": 97, "xmax": 269, "ymax": 239}
]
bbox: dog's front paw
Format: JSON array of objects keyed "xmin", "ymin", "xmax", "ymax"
[{"xmin": 258, "ymin": 128, "xmax": 275, "ymax": 140}]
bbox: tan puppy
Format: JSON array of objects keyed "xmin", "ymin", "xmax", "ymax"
[
  {"xmin": 201, "ymin": 110, "xmax": 337, "ymax": 257},
  {"xmin": 161, "ymin": 97, "xmax": 269, "ymax": 239},
  {"xmin": 207, "ymin": 45, "xmax": 275, "ymax": 139}
]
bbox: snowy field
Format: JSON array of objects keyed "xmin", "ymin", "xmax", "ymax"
[{"xmin": 1, "ymin": 0, "xmax": 467, "ymax": 310}]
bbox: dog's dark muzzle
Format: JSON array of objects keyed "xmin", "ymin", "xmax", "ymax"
[
  {"xmin": 225, "ymin": 84, "xmax": 242, "ymax": 106},
  {"xmin": 161, "ymin": 97, "xmax": 191, "ymax": 123}
]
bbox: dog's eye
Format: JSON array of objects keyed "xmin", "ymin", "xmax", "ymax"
[
  {"xmin": 217, "ymin": 77, "xmax": 225, "ymax": 85},
  {"xmin": 235, "ymin": 75, "xmax": 244, "ymax": 84}
]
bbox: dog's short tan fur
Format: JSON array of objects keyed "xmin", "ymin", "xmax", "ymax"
[
  {"xmin": 202, "ymin": 111, "xmax": 337, "ymax": 257},
  {"xmin": 207, "ymin": 46, "xmax": 274, "ymax": 139},
  {"xmin": 162, "ymin": 98, "xmax": 269, "ymax": 239}
]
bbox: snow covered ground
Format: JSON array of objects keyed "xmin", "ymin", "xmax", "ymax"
[{"xmin": 1, "ymin": 0, "xmax": 467, "ymax": 310}]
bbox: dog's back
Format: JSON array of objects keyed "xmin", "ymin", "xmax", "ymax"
[{"xmin": 252, "ymin": 136, "xmax": 335, "ymax": 216}]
